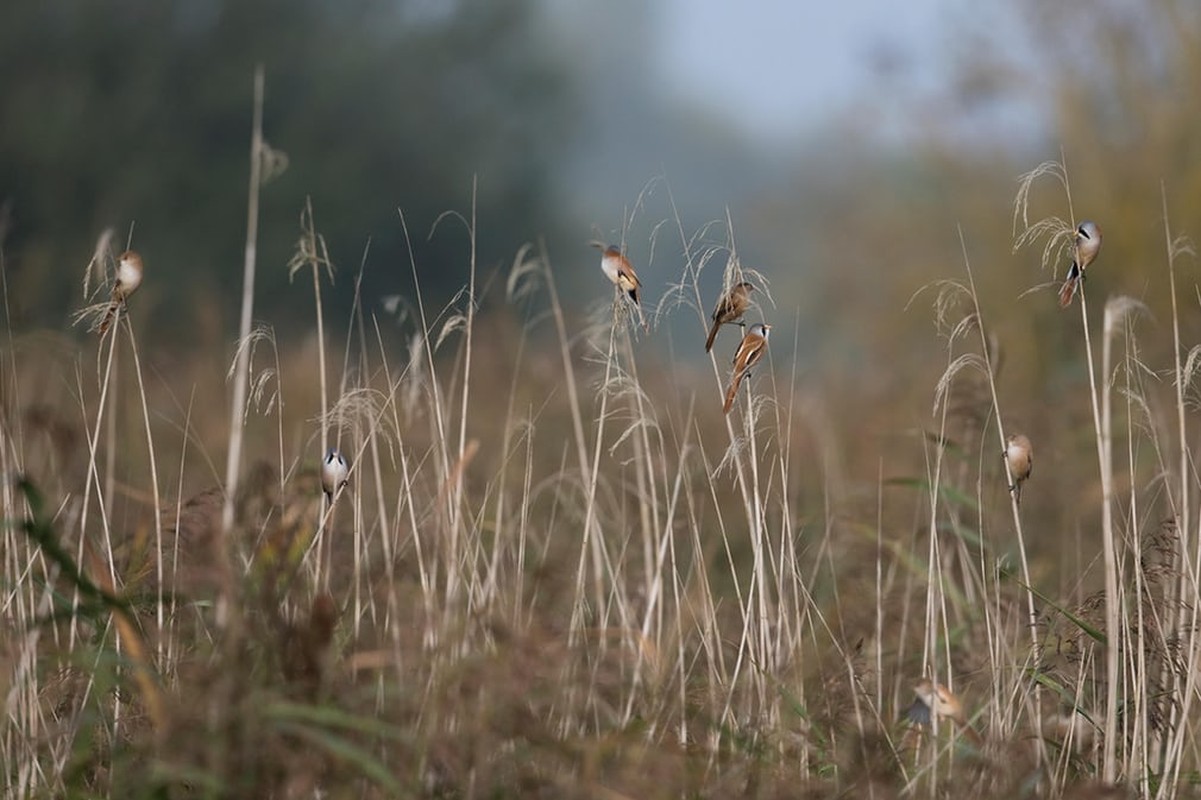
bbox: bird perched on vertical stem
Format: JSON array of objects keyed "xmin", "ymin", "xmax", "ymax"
[
  {"xmin": 321, "ymin": 447, "xmax": 349, "ymax": 501},
  {"xmin": 1005, "ymin": 433, "xmax": 1033, "ymax": 506},
  {"xmin": 1058, "ymin": 220, "xmax": 1102, "ymax": 308},
  {"xmin": 99, "ymin": 250, "xmax": 144, "ymax": 334},
  {"xmin": 904, "ymin": 679, "xmax": 982, "ymax": 746},
  {"xmin": 590, "ymin": 241, "xmax": 645, "ymax": 323},
  {"xmin": 723, "ymin": 323, "xmax": 770, "ymax": 414},
  {"xmin": 705, "ymin": 281, "xmax": 755, "ymax": 353}
]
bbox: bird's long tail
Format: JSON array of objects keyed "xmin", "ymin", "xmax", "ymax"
[
  {"xmin": 705, "ymin": 319, "xmax": 722, "ymax": 353},
  {"xmin": 1058, "ymin": 262, "xmax": 1081, "ymax": 308},
  {"xmin": 629, "ymin": 289, "xmax": 649, "ymax": 331},
  {"xmin": 723, "ymin": 373, "xmax": 742, "ymax": 414}
]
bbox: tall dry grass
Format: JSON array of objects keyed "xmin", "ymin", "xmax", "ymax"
[{"xmin": 3, "ymin": 135, "xmax": 1201, "ymax": 800}]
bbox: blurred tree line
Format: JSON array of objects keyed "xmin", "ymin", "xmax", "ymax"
[{"xmin": 0, "ymin": 0, "xmax": 580, "ymax": 340}]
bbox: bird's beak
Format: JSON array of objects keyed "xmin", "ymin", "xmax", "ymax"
[{"xmin": 587, "ymin": 240, "xmax": 606, "ymax": 250}]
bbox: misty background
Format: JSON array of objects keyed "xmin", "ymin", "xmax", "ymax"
[{"xmin": 3, "ymin": 0, "xmax": 1201, "ymax": 496}]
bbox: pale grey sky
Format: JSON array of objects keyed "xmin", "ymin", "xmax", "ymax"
[
  {"xmin": 648, "ymin": 0, "xmax": 1036, "ymax": 145},
  {"xmin": 541, "ymin": 0, "xmax": 1047, "ymax": 250},
  {"xmin": 658, "ymin": 0, "xmax": 941, "ymax": 136}
]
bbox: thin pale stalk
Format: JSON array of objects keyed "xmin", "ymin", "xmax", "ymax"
[
  {"xmin": 124, "ymin": 324, "xmax": 165, "ymax": 665},
  {"xmin": 72, "ymin": 318, "xmax": 122, "ymax": 653},
  {"xmin": 222, "ymin": 66, "xmax": 264, "ymax": 540},
  {"xmin": 1079, "ymin": 280, "xmax": 1119, "ymax": 782}
]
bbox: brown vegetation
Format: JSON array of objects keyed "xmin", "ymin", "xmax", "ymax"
[{"xmin": 5, "ymin": 155, "xmax": 1200, "ymax": 800}]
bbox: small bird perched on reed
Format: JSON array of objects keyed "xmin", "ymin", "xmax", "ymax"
[
  {"xmin": 99, "ymin": 250, "xmax": 144, "ymax": 334},
  {"xmin": 1058, "ymin": 220, "xmax": 1102, "ymax": 308},
  {"xmin": 904, "ymin": 679, "xmax": 982, "ymax": 746},
  {"xmin": 723, "ymin": 323, "xmax": 770, "ymax": 414},
  {"xmin": 590, "ymin": 241, "xmax": 646, "ymax": 329},
  {"xmin": 321, "ymin": 447, "xmax": 349, "ymax": 501},
  {"xmin": 705, "ymin": 281, "xmax": 755, "ymax": 353},
  {"xmin": 1004, "ymin": 433, "xmax": 1033, "ymax": 506}
]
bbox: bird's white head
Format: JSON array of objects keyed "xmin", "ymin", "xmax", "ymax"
[{"xmin": 1075, "ymin": 220, "xmax": 1103, "ymax": 265}]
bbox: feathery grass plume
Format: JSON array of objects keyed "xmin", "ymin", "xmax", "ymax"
[
  {"xmin": 397, "ymin": 330, "xmax": 427, "ymax": 420},
  {"xmin": 1012, "ymin": 160, "xmax": 1079, "ymax": 275},
  {"xmin": 505, "ymin": 242, "xmax": 544, "ymax": 305},
  {"xmin": 601, "ymin": 363, "xmax": 661, "ymax": 458},
  {"xmin": 320, "ymin": 387, "xmax": 392, "ymax": 455},
  {"xmin": 226, "ymin": 324, "xmax": 279, "ymax": 422},
  {"xmin": 286, "ymin": 203, "xmax": 333, "ymax": 288},
  {"xmin": 946, "ymin": 333, "xmax": 997, "ymax": 456},
  {"xmin": 908, "ymin": 277, "xmax": 972, "ymax": 334},
  {"xmin": 434, "ymin": 307, "xmax": 469, "ymax": 353},
  {"xmin": 288, "ymin": 197, "xmax": 336, "ymax": 469},
  {"xmin": 917, "ymin": 277, "xmax": 1008, "ymax": 545},
  {"xmin": 652, "ymin": 236, "xmax": 725, "ymax": 320},
  {"xmin": 80, "ymin": 227, "xmax": 115, "ymax": 301},
  {"xmin": 1180, "ymin": 344, "xmax": 1201, "ymax": 410},
  {"xmin": 932, "ymin": 352, "xmax": 989, "ymax": 420},
  {"xmin": 72, "ymin": 287, "xmax": 122, "ymax": 334},
  {"xmin": 1102, "ymin": 296, "xmax": 1149, "ymax": 341}
]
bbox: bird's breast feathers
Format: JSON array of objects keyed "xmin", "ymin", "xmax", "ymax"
[
  {"xmin": 117, "ymin": 260, "xmax": 142, "ymax": 294},
  {"xmin": 601, "ymin": 253, "xmax": 622, "ymax": 283}
]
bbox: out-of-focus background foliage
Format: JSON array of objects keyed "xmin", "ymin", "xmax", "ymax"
[
  {"xmin": 0, "ymin": 0, "xmax": 579, "ymax": 339},
  {"xmin": 2, "ymin": 0, "xmax": 1200, "ymax": 573}
]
